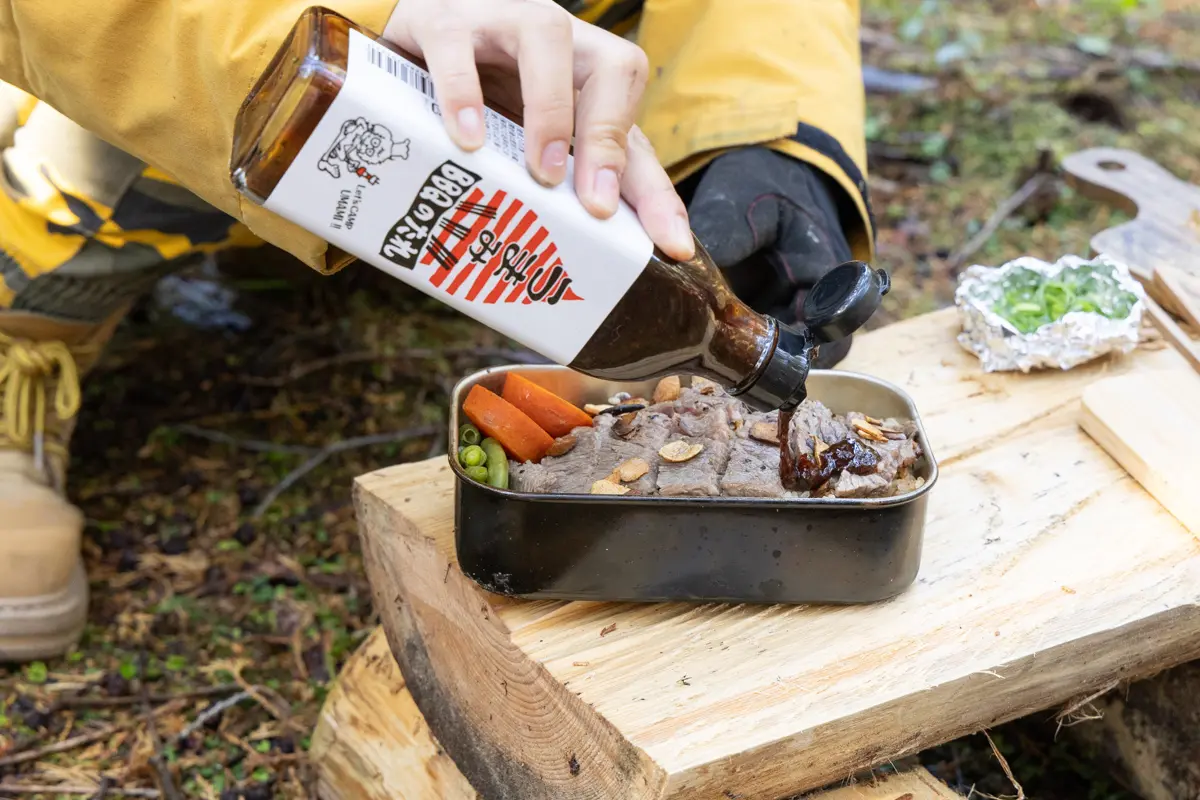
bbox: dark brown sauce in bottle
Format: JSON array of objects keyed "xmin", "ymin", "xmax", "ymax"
[{"xmin": 231, "ymin": 8, "xmax": 884, "ymax": 412}]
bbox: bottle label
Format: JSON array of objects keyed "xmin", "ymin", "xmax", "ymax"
[{"xmin": 264, "ymin": 28, "xmax": 654, "ymax": 365}]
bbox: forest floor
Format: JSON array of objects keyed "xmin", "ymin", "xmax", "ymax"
[{"xmin": 2, "ymin": 0, "xmax": 1199, "ymax": 797}]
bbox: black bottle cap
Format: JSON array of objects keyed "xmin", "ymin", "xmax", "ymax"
[
  {"xmin": 802, "ymin": 261, "xmax": 890, "ymax": 344},
  {"xmin": 737, "ymin": 325, "xmax": 813, "ymax": 412}
]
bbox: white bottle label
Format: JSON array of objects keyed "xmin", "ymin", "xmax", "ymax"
[{"xmin": 264, "ymin": 28, "xmax": 654, "ymax": 365}]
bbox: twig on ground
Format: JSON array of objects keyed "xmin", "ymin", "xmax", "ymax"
[
  {"xmin": 140, "ymin": 662, "xmax": 183, "ymax": 800},
  {"xmin": 251, "ymin": 425, "xmax": 440, "ymax": 518},
  {"xmin": 239, "ymin": 346, "xmax": 546, "ymax": 387},
  {"xmin": 982, "ymin": 730, "xmax": 1026, "ymax": 800},
  {"xmin": 947, "ymin": 173, "xmax": 1049, "ymax": 270},
  {"xmin": 0, "ymin": 784, "xmax": 158, "ymax": 798},
  {"xmin": 55, "ymin": 683, "xmax": 241, "ymax": 709},
  {"xmin": 173, "ymin": 425, "xmax": 318, "ymax": 455},
  {"xmin": 0, "ymin": 724, "xmax": 119, "ymax": 769},
  {"xmin": 176, "ymin": 691, "xmax": 253, "ymax": 742},
  {"xmin": 94, "ymin": 776, "xmax": 112, "ymax": 800}
]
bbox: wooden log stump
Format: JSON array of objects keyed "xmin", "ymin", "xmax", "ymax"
[
  {"xmin": 311, "ymin": 627, "xmax": 479, "ymax": 800},
  {"xmin": 1068, "ymin": 663, "xmax": 1200, "ymax": 800},
  {"xmin": 352, "ymin": 309, "xmax": 1200, "ymax": 800},
  {"xmin": 313, "ymin": 627, "xmax": 963, "ymax": 799}
]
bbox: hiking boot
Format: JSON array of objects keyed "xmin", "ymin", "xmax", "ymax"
[{"xmin": 0, "ymin": 308, "xmax": 125, "ymax": 662}]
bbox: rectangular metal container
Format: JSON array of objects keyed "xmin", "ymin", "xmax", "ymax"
[{"xmin": 448, "ymin": 365, "xmax": 937, "ymax": 605}]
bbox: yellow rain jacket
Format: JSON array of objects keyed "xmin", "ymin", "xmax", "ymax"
[{"xmin": 0, "ymin": 0, "xmax": 871, "ymax": 283}]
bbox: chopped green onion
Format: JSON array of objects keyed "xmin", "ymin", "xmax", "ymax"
[
  {"xmin": 990, "ymin": 263, "xmax": 1137, "ymax": 334},
  {"xmin": 459, "ymin": 423, "xmax": 481, "ymax": 446},
  {"xmin": 465, "ymin": 465, "xmax": 489, "ymax": 483}
]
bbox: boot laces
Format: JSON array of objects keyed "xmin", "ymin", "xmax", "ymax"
[{"xmin": 0, "ymin": 331, "xmax": 87, "ymax": 476}]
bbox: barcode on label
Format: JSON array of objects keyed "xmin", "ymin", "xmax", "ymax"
[{"xmin": 367, "ymin": 42, "xmax": 436, "ymax": 100}]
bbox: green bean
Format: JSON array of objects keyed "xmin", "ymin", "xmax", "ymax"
[
  {"xmin": 464, "ymin": 465, "xmax": 489, "ymax": 483},
  {"xmin": 480, "ymin": 438, "xmax": 508, "ymax": 489},
  {"xmin": 460, "ymin": 444, "xmax": 487, "ymax": 468},
  {"xmin": 459, "ymin": 423, "xmax": 481, "ymax": 446}
]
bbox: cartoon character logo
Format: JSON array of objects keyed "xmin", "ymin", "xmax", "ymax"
[{"xmin": 317, "ymin": 118, "xmax": 410, "ymax": 185}]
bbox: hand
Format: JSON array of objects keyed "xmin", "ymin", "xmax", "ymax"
[
  {"xmin": 384, "ymin": 0, "xmax": 694, "ymax": 261},
  {"xmin": 682, "ymin": 147, "xmax": 856, "ymax": 366}
]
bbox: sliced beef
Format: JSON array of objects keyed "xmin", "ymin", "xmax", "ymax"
[
  {"xmin": 669, "ymin": 388, "xmax": 739, "ymax": 441},
  {"xmin": 720, "ymin": 411, "xmax": 784, "ymax": 498},
  {"xmin": 869, "ymin": 437, "xmax": 921, "ymax": 483},
  {"xmin": 509, "ymin": 426, "xmax": 601, "ymax": 494},
  {"xmin": 593, "ymin": 409, "xmax": 673, "ymax": 494},
  {"xmin": 508, "ymin": 380, "xmax": 923, "ymax": 500},
  {"xmin": 830, "ymin": 471, "xmax": 891, "ymax": 498},
  {"xmin": 720, "ymin": 438, "xmax": 784, "ymax": 497},
  {"xmin": 787, "ymin": 399, "xmax": 851, "ymax": 458},
  {"xmin": 656, "ymin": 437, "xmax": 731, "ymax": 497},
  {"xmin": 844, "ymin": 411, "xmax": 922, "ymax": 483}
]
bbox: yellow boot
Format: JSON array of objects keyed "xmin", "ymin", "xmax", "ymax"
[{"xmin": 0, "ymin": 308, "xmax": 124, "ymax": 661}]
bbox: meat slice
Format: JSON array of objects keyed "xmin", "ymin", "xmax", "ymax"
[
  {"xmin": 720, "ymin": 438, "xmax": 784, "ymax": 497},
  {"xmin": 668, "ymin": 388, "xmax": 739, "ymax": 441},
  {"xmin": 509, "ymin": 462, "xmax": 555, "ymax": 493},
  {"xmin": 787, "ymin": 399, "xmax": 851, "ymax": 458},
  {"xmin": 719, "ymin": 411, "xmax": 784, "ymax": 497},
  {"xmin": 593, "ymin": 409, "xmax": 673, "ymax": 494},
  {"xmin": 844, "ymin": 411, "xmax": 922, "ymax": 483},
  {"xmin": 509, "ymin": 426, "xmax": 601, "ymax": 494},
  {"xmin": 829, "ymin": 471, "xmax": 891, "ymax": 498},
  {"xmin": 656, "ymin": 437, "xmax": 731, "ymax": 496}
]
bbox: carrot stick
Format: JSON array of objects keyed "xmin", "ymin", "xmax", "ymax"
[
  {"xmin": 500, "ymin": 373, "xmax": 594, "ymax": 438},
  {"xmin": 461, "ymin": 385, "xmax": 554, "ymax": 464}
]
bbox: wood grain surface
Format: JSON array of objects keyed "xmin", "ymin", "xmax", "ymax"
[
  {"xmin": 314, "ymin": 627, "xmax": 963, "ymax": 799},
  {"xmin": 1080, "ymin": 368, "xmax": 1200, "ymax": 535}
]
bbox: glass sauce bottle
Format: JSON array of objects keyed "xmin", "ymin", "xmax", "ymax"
[{"xmin": 230, "ymin": 7, "xmax": 887, "ymax": 412}]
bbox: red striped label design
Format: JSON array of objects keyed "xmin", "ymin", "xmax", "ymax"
[{"xmin": 419, "ymin": 188, "xmax": 582, "ymax": 306}]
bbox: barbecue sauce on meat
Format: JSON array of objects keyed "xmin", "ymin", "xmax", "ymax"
[
  {"xmin": 789, "ymin": 439, "xmax": 878, "ymax": 492},
  {"xmin": 232, "ymin": 9, "xmax": 886, "ymax": 415},
  {"xmin": 778, "ymin": 410, "xmax": 884, "ymax": 493}
]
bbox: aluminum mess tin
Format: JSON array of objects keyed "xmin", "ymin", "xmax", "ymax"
[{"xmin": 448, "ymin": 365, "xmax": 938, "ymax": 605}]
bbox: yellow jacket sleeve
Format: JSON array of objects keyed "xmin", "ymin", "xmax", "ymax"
[
  {"xmin": 0, "ymin": 0, "xmax": 397, "ymax": 273},
  {"xmin": 635, "ymin": 0, "xmax": 874, "ymax": 262}
]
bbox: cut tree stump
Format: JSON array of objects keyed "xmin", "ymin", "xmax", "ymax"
[
  {"xmin": 313, "ymin": 627, "xmax": 963, "ymax": 799},
  {"xmin": 352, "ymin": 308, "xmax": 1200, "ymax": 800},
  {"xmin": 1068, "ymin": 662, "xmax": 1200, "ymax": 800},
  {"xmin": 310, "ymin": 627, "xmax": 479, "ymax": 800}
]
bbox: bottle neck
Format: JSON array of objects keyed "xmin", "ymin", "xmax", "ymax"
[{"xmin": 728, "ymin": 320, "xmax": 813, "ymax": 412}]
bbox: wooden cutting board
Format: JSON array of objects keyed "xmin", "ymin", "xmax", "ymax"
[
  {"xmin": 1062, "ymin": 146, "xmax": 1200, "ymax": 317},
  {"xmin": 1067, "ymin": 148, "xmax": 1200, "ymax": 535},
  {"xmin": 1080, "ymin": 369, "xmax": 1200, "ymax": 535}
]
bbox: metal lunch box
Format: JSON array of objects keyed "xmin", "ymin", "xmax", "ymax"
[{"xmin": 447, "ymin": 365, "xmax": 938, "ymax": 604}]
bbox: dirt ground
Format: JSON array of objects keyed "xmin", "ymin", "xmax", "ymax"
[{"xmin": 2, "ymin": 1, "xmax": 1199, "ymax": 798}]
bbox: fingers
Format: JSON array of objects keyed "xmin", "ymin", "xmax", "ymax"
[
  {"xmin": 386, "ymin": 0, "xmax": 683, "ymax": 241},
  {"xmin": 410, "ymin": 19, "xmax": 487, "ymax": 150},
  {"xmin": 621, "ymin": 127, "xmax": 694, "ymax": 261},
  {"xmin": 508, "ymin": 7, "xmax": 576, "ymax": 187},
  {"xmin": 571, "ymin": 37, "xmax": 648, "ymax": 218}
]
